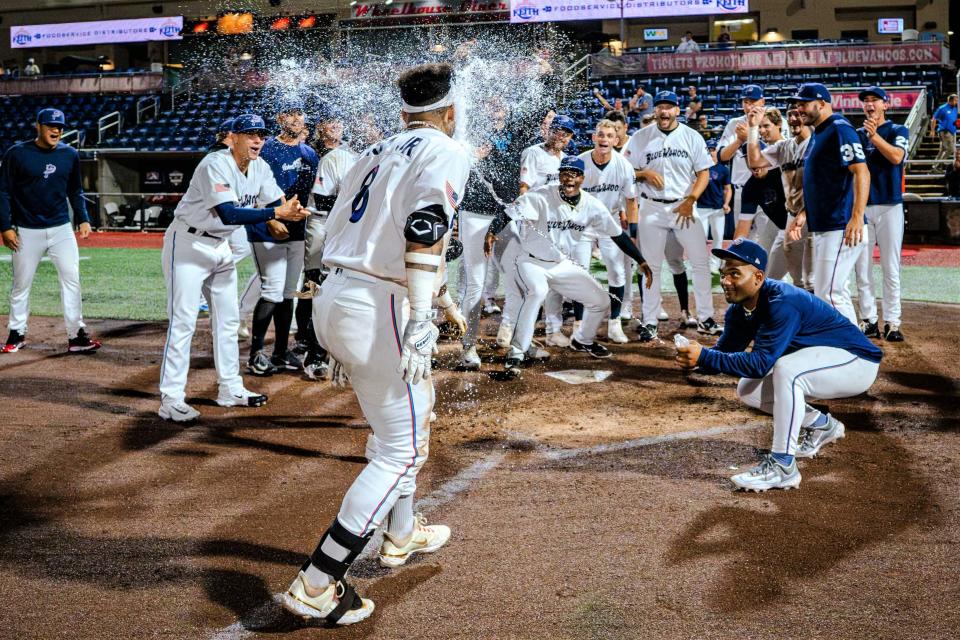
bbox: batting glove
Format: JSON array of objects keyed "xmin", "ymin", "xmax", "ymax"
[{"xmin": 399, "ymin": 315, "xmax": 439, "ymax": 385}]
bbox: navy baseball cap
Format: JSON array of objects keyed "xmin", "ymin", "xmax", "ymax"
[
  {"xmin": 550, "ymin": 114, "xmax": 577, "ymax": 134},
  {"xmin": 558, "ymin": 156, "xmax": 585, "ymax": 174},
  {"xmin": 791, "ymin": 83, "xmax": 832, "ymax": 103},
  {"xmin": 712, "ymin": 237, "xmax": 768, "ymax": 272},
  {"xmin": 37, "ymin": 108, "xmax": 66, "ymax": 127},
  {"xmin": 654, "ymin": 90, "xmax": 679, "ymax": 106},
  {"xmin": 740, "ymin": 85, "xmax": 763, "ymax": 100},
  {"xmin": 217, "ymin": 118, "xmax": 235, "ymax": 134},
  {"xmin": 277, "ymin": 100, "xmax": 305, "ymax": 115},
  {"xmin": 232, "ymin": 114, "xmax": 270, "ymax": 135},
  {"xmin": 858, "ymin": 86, "xmax": 888, "ymax": 101},
  {"xmin": 706, "ymin": 138, "xmax": 719, "ymax": 149}
]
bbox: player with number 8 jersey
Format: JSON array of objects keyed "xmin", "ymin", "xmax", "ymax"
[{"xmin": 281, "ymin": 63, "xmax": 471, "ymax": 626}]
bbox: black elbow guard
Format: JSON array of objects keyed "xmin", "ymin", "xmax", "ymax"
[
  {"xmin": 445, "ymin": 236, "xmax": 464, "ymax": 262},
  {"xmin": 404, "ymin": 204, "xmax": 449, "ymax": 246}
]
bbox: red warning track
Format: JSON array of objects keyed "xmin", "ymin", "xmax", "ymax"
[{"xmin": 82, "ymin": 231, "xmax": 165, "ymax": 249}]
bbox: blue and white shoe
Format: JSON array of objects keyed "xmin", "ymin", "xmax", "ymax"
[
  {"xmin": 796, "ymin": 415, "xmax": 845, "ymax": 458},
  {"xmin": 731, "ymin": 454, "xmax": 801, "ymax": 492}
]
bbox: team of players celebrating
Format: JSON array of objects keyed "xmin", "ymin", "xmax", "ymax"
[{"xmin": 1, "ymin": 60, "xmax": 911, "ymax": 625}]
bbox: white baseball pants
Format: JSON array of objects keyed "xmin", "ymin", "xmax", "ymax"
[
  {"xmin": 313, "ymin": 268, "xmax": 433, "ymax": 536},
  {"xmin": 854, "ymin": 203, "xmax": 904, "ymax": 326},
  {"xmin": 250, "ymin": 240, "xmax": 305, "ymax": 303},
  {"xmin": 737, "ymin": 346, "xmax": 879, "ymax": 455},
  {"xmin": 637, "ymin": 199, "xmax": 714, "ymax": 326},
  {"xmin": 6, "ymin": 222, "xmax": 87, "ymax": 338},
  {"xmin": 510, "ymin": 255, "xmax": 609, "ymax": 358},
  {"xmin": 812, "ymin": 228, "xmax": 869, "ymax": 326},
  {"xmin": 458, "ymin": 210, "xmax": 497, "ymax": 348},
  {"xmin": 544, "ymin": 237, "xmax": 592, "ymax": 330},
  {"xmin": 159, "ymin": 221, "xmax": 244, "ymax": 402},
  {"xmin": 699, "ymin": 207, "xmax": 725, "ymax": 272},
  {"xmin": 492, "ymin": 227, "xmax": 524, "ymax": 328}
]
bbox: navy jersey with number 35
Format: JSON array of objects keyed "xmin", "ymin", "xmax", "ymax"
[
  {"xmin": 802, "ymin": 114, "xmax": 865, "ymax": 232},
  {"xmin": 857, "ymin": 121, "xmax": 909, "ymax": 205}
]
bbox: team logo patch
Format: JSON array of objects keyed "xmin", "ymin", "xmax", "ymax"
[
  {"xmin": 43, "ymin": 164, "xmax": 57, "ymax": 179},
  {"xmin": 215, "ymin": 183, "xmax": 231, "ymax": 193}
]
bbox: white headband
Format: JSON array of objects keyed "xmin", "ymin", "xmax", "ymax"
[{"xmin": 401, "ymin": 90, "xmax": 454, "ymax": 114}]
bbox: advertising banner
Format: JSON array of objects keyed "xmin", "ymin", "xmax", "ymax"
[
  {"xmin": 11, "ymin": 16, "xmax": 183, "ymax": 49},
  {"xmin": 591, "ymin": 42, "xmax": 945, "ymax": 75},
  {"xmin": 510, "ymin": 0, "xmax": 748, "ymax": 24},
  {"xmin": 832, "ymin": 90, "xmax": 920, "ymax": 112},
  {"xmin": 351, "ymin": 0, "xmax": 508, "ymax": 19}
]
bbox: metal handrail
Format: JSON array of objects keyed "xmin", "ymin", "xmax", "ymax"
[
  {"xmin": 60, "ymin": 129, "xmax": 83, "ymax": 148},
  {"xmin": 904, "ymin": 87, "xmax": 928, "ymax": 158},
  {"xmin": 136, "ymin": 96, "xmax": 159, "ymax": 124},
  {"xmin": 97, "ymin": 111, "xmax": 122, "ymax": 144},
  {"xmin": 169, "ymin": 72, "xmax": 197, "ymax": 111}
]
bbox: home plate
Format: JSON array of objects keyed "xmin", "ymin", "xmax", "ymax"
[{"xmin": 544, "ymin": 369, "xmax": 612, "ymax": 385}]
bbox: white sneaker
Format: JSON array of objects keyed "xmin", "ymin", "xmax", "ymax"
[
  {"xmin": 158, "ymin": 396, "xmax": 200, "ymax": 422},
  {"xmin": 495, "ymin": 323, "xmax": 513, "ymax": 349},
  {"xmin": 731, "ymin": 455, "xmax": 801, "ymax": 492},
  {"xmin": 458, "ymin": 346, "xmax": 481, "ymax": 371},
  {"xmin": 657, "ymin": 307, "xmax": 669, "ymax": 322},
  {"xmin": 379, "ymin": 514, "xmax": 451, "ymax": 568},
  {"xmin": 796, "ymin": 415, "xmax": 845, "ymax": 458},
  {"xmin": 607, "ymin": 319, "xmax": 629, "ymax": 343},
  {"xmin": 546, "ymin": 331, "xmax": 571, "ymax": 347},
  {"xmin": 526, "ymin": 342, "xmax": 551, "ymax": 361},
  {"xmin": 280, "ymin": 573, "xmax": 375, "ymax": 625},
  {"xmin": 482, "ymin": 303, "xmax": 501, "ymax": 315},
  {"xmin": 237, "ymin": 323, "xmax": 250, "ymax": 340},
  {"xmin": 216, "ymin": 387, "xmax": 268, "ymax": 408}
]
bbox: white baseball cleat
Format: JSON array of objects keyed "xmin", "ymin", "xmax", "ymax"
[
  {"xmin": 280, "ymin": 573, "xmax": 375, "ymax": 625},
  {"xmin": 237, "ymin": 323, "xmax": 250, "ymax": 340},
  {"xmin": 495, "ymin": 323, "xmax": 513, "ymax": 349},
  {"xmin": 526, "ymin": 343, "xmax": 551, "ymax": 361},
  {"xmin": 546, "ymin": 331, "xmax": 571, "ymax": 348},
  {"xmin": 458, "ymin": 346, "xmax": 481, "ymax": 371},
  {"xmin": 796, "ymin": 415, "xmax": 845, "ymax": 458},
  {"xmin": 482, "ymin": 303, "xmax": 502, "ymax": 315},
  {"xmin": 378, "ymin": 514, "xmax": 451, "ymax": 568},
  {"xmin": 730, "ymin": 455, "xmax": 801, "ymax": 492},
  {"xmin": 657, "ymin": 307, "xmax": 669, "ymax": 322},
  {"xmin": 217, "ymin": 387, "xmax": 268, "ymax": 408},
  {"xmin": 158, "ymin": 396, "xmax": 200, "ymax": 422},
  {"xmin": 607, "ymin": 319, "xmax": 629, "ymax": 343}
]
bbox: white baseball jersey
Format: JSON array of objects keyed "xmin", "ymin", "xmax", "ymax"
[
  {"xmin": 506, "ymin": 185, "xmax": 620, "ymax": 263},
  {"xmin": 761, "ymin": 135, "xmax": 811, "ymax": 216},
  {"xmin": 321, "ymin": 127, "xmax": 471, "ymax": 285},
  {"xmin": 519, "ymin": 143, "xmax": 565, "ymax": 189},
  {"xmin": 718, "ymin": 115, "xmax": 751, "ymax": 186},
  {"xmin": 578, "ymin": 149, "xmax": 636, "ymax": 216},
  {"xmin": 623, "ymin": 123, "xmax": 712, "ymax": 202},
  {"xmin": 312, "ymin": 146, "xmax": 359, "ymax": 201},
  {"xmin": 173, "ymin": 149, "xmax": 284, "ymax": 238}
]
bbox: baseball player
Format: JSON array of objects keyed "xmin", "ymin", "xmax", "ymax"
[
  {"xmin": 789, "ymin": 83, "xmax": 869, "ymax": 325},
  {"xmin": 852, "ymin": 86, "xmax": 909, "ymax": 342},
  {"xmin": 245, "ymin": 103, "xmax": 319, "ymax": 376},
  {"xmin": 208, "ymin": 118, "xmax": 234, "ymax": 152},
  {"xmin": 298, "ymin": 110, "xmax": 358, "ymax": 379},
  {"xmin": 578, "ymin": 119, "xmax": 637, "ymax": 343},
  {"xmin": 676, "ymin": 239, "xmax": 883, "ymax": 491},
  {"xmin": 484, "ymin": 157, "xmax": 651, "ymax": 377},
  {"xmin": 280, "ymin": 63, "xmax": 470, "ymax": 625},
  {"xmin": 718, "ymin": 85, "xmax": 766, "ymax": 222},
  {"xmin": 1, "ymin": 108, "xmax": 101, "ymax": 354},
  {"xmin": 734, "ymin": 108, "xmax": 788, "ymax": 252},
  {"xmin": 698, "ymin": 139, "xmax": 732, "ymax": 274},
  {"xmin": 746, "ymin": 103, "xmax": 814, "ymax": 288},
  {"xmin": 157, "ymin": 114, "xmax": 307, "ymax": 422},
  {"xmin": 623, "ymin": 91, "xmax": 721, "ymax": 342}
]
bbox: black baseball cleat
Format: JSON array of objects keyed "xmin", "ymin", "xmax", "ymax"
[
  {"xmin": 859, "ymin": 320, "xmax": 880, "ymax": 338},
  {"xmin": 271, "ymin": 351, "xmax": 302, "ymax": 371},
  {"xmin": 67, "ymin": 328, "xmax": 102, "ymax": 353},
  {"xmin": 883, "ymin": 323, "xmax": 904, "ymax": 342},
  {"xmin": 503, "ymin": 357, "xmax": 523, "ymax": 379},
  {"xmin": 247, "ymin": 350, "xmax": 277, "ymax": 376},
  {"xmin": 696, "ymin": 317, "xmax": 723, "ymax": 336},
  {"xmin": 570, "ymin": 338, "xmax": 612, "ymax": 359},
  {"xmin": 1, "ymin": 330, "xmax": 25, "ymax": 354},
  {"xmin": 637, "ymin": 323, "xmax": 658, "ymax": 342}
]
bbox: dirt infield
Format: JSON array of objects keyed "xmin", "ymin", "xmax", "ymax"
[{"xmin": 1, "ymin": 297, "xmax": 958, "ymax": 639}]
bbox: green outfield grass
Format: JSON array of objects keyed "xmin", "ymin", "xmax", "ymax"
[{"xmin": 0, "ymin": 247, "xmax": 957, "ymax": 322}]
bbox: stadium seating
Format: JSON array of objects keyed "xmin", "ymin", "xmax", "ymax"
[{"xmin": 0, "ymin": 93, "xmax": 139, "ymax": 153}]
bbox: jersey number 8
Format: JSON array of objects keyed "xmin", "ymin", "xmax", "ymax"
[{"xmin": 349, "ymin": 165, "xmax": 380, "ymax": 223}]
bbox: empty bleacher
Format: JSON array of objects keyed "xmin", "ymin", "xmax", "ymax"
[{"xmin": 0, "ymin": 93, "xmax": 139, "ymax": 152}]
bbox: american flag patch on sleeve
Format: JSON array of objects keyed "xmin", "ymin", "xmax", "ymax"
[
  {"xmin": 445, "ymin": 181, "xmax": 459, "ymax": 210},
  {"xmin": 215, "ymin": 183, "xmax": 231, "ymax": 193}
]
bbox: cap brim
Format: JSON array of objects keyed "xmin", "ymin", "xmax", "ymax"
[
  {"xmin": 654, "ymin": 101, "xmax": 678, "ymax": 106},
  {"xmin": 858, "ymin": 90, "xmax": 884, "ymax": 101},
  {"xmin": 789, "ymin": 95, "xmax": 816, "ymax": 102},
  {"xmin": 558, "ymin": 167, "xmax": 584, "ymax": 174},
  {"xmin": 234, "ymin": 128, "xmax": 271, "ymax": 136},
  {"xmin": 711, "ymin": 247, "xmax": 762, "ymax": 269}
]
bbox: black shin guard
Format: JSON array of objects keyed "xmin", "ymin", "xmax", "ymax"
[
  {"xmin": 673, "ymin": 273, "xmax": 690, "ymax": 313},
  {"xmin": 608, "ymin": 285, "xmax": 625, "ymax": 319},
  {"xmin": 309, "ymin": 519, "xmax": 372, "ymax": 582},
  {"xmin": 250, "ymin": 298, "xmax": 278, "ymax": 353},
  {"xmin": 294, "ymin": 297, "xmax": 312, "ymax": 343},
  {"xmin": 272, "ymin": 298, "xmax": 294, "ymax": 356},
  {"xmin": 573, "ymin": 302, "xmax": 584, "ymax": 322}
]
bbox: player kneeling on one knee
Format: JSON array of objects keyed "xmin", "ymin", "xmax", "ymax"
[
  {"xmin": 484, "ymin": 156, "xmax": 652, "ymax": 376},
  {"xmin": 674, "ymin": 239, "xmax": 883, "ymax": 492}
]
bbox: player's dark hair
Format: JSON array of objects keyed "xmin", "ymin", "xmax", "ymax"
[
  {"xmin": 397, "ymin": 63, "xmax": 454, "ymax": 109},
  {"xmin": 604, "ymin": 109, "xmax": 627, "ymax": 124}
]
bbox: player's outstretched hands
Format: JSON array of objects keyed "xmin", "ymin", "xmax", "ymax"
[
  {"xmin": 399, "ymin": 317, "xmax": 440, "ymax": 385},
  {"xmin": 675, "ymin": 339, "xmax": 702, "ymax": 368},
  {"xmin": 672, "ymin": 196, "xmax": 696, "ymax": 229},
  {"xmin": 638, "ymin": 261, "xmax": 654, "ymax": 288},
  {"xmin": 274, "ymin": 195, "xmax": 308, "ymax": 222},
  {"xmin": 2, "ymin": 229, "xmax": 20, "ymax": 252},
  {"xmin": 844, "ymin": 215, "xmax": 864, "ymax": 247},
  {"xmin": 266, "ymin": 219, "xmax": 289, "ymax": 241},
  {"xmin": 77, "ymin": 222, "xmax": 92, "ymax": 240}
]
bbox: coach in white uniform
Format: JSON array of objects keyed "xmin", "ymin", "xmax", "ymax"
[
  {"xmin": 624, "ymin": 91, "xmax": 720, "ymax": 341},
  {"xmin": 578, "ymin": 119, "xmax": 637, "ymax": 343},
  {"xmin": 157, "ymin": 114, "xmax": 307, "ymax": 422},
  {"xmin": 280, "ymin": 64, "xmax": 471, "ymax": 626}
]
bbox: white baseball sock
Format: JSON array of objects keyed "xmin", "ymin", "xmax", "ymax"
[{"xmin": 384, "ymin": 494, "xmax": 415, "ymax": 544}]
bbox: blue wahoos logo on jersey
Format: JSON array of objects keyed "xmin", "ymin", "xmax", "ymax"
[
  {"xmin": 547, "ymin": 220, "xmax": 585, "ymax": 232},
  {"xmin": 238, "ymin": 193, "xmax": 258, "ymax": 207},
  {"xmin": 282, "ymin": 159, "xmax": 303, "ymax": 172},
  {"xmin": 584, "ymin": 183, "xmax": 620, "ymax": 194},
  {"xmin": 512, "ymin": 0, "xmax": 539, "ymax": 20},
  {"xmin": 43, "ymin": 164, "xmax": 57, "ymax": 179}
]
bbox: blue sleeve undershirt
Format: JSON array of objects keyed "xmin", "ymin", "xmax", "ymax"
[{"xmin": 214, "ymin": 199, "xmax": 280, "ymax": 226}]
